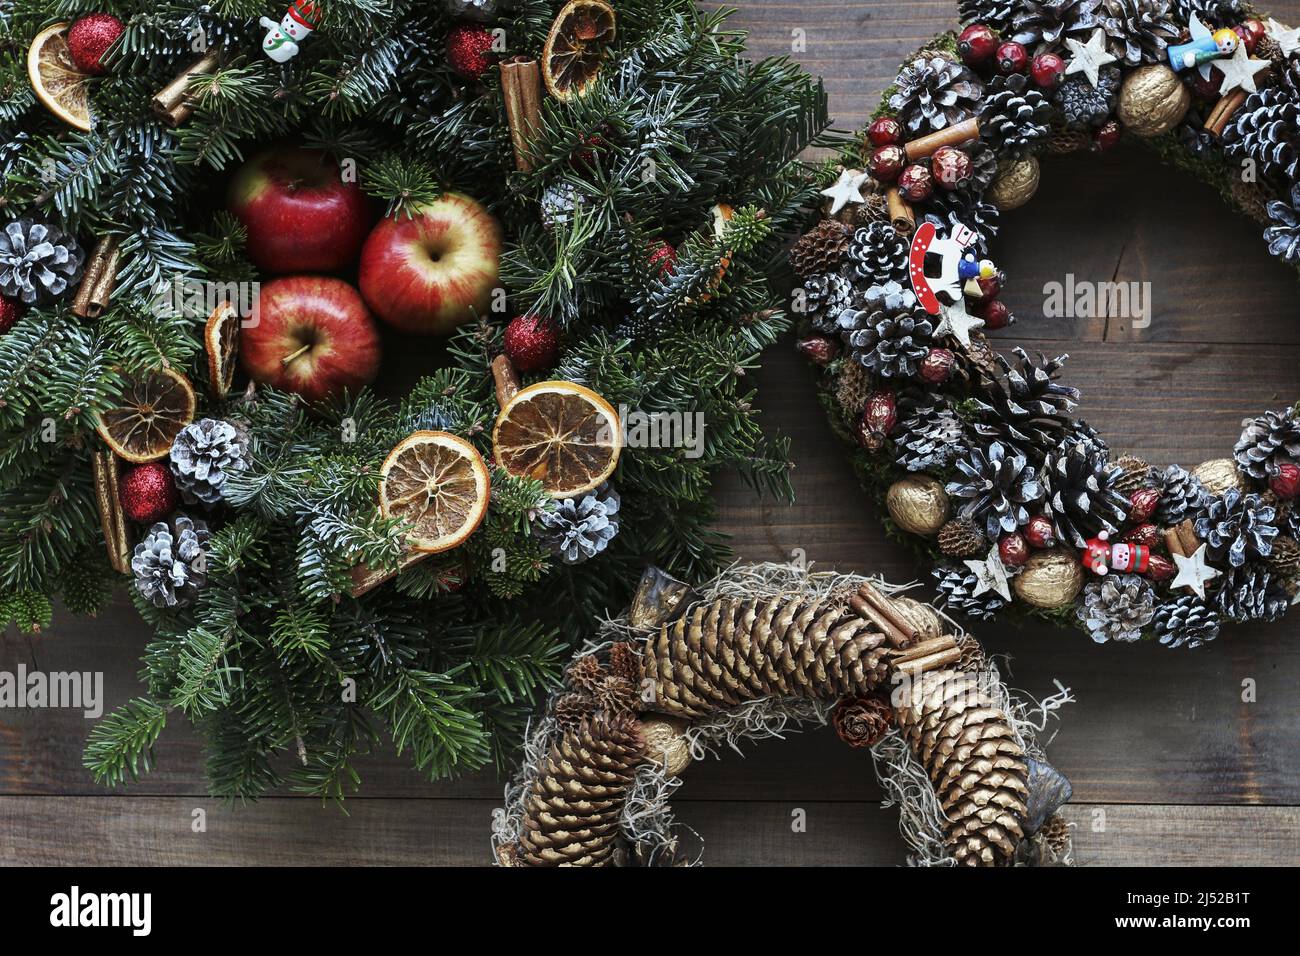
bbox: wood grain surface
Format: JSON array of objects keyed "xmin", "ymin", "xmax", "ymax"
[{"xmin": 4, "ymin": 0, "xmax": 1300, "ymax": 866}]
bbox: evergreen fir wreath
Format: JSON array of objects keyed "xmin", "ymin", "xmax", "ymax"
[
  {"xmin": 492, "ymin": 564, "xmax": 1076, "ymax": 867},
  {"xmin": 0, "ymin": 1, "xmax": 831, "ymax": 799},
  {"xmin": 796, "ymin": 0, "xmax": 1300, "ymax": 649}
]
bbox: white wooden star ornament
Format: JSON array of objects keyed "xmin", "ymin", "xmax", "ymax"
[
  {"xmin": 1063, "ymin": 29, "xmax": 1117, "ymax": 88},
  {"xmin": 820, "ymin": 168, "xmax": 870, "ymax": 215},
  {"xmin": 1170, "ymin": 543, "xmax": 1222, "ymax": 600},
  {"xmin": 1216, "ymin": 40, "xmax": 1270, "ymax": 95},
  {"xmin": 965, "ymin": 545, "xmax": 1012, "ymax": 602},
  {"xmin": 1265, "ymin": 18, "xmax": 1300, "ymax": 58},
  {"xmin": 934, "ymin": 296, "xmax": 984, "ymax": 348}
]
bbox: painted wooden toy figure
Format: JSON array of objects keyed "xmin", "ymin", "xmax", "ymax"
[
  {"xmin": 1081, "ymin": 529, "xmax": 1151, "ymax": 576},
  {"xmin": 261, "ymin": 0, "xmax": 320, "ymax": 63},
  {"xmin": 908, "ymin": 220, "xmax": 998, "ymax": 315},
  {"xmin": 1167, "ymin": 13, "xmax": 1239, "ymax": 72}
]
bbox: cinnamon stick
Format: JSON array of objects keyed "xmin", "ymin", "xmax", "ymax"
[
  {"xmin": 904, "ymin": 117, "xmax": 980, "ymax": 161},
  {"xmin": 1204, "ymin": 88, "xmax": 1249, "ymax": 137},
  {"xmin": 92, "ymin": 451, "xmax": 130, "ymax": 574},
  {"xmin": 501, "ymin": 57, "xmax": 544, "ymax": 172},
  {"xmin": 151, "ymin": 51, "xmax": 220, "ymax": 127},
  {"xmin": 850, "ymin": 582, "xmax": 919, "ymax": 647},
  {"xmin": 492, "ymin": 354, "xmax": 521, "ymax": 408},
  {"xmin": 1163, "ymin": 526, "xmax": 1187, "ymax": 559},
  {"xmin": 72, "ymin": 236, "xmax": 120, "ymax": 319},
  {"xmin": 890, "ymin": 635, "xmax": 961, "ymax": 676},
  {"xmin": 885, "ymin": 186, "xmax": 915, "ymax": 236},
  {"xmin": 1175, "ymin": 519, "xmax": 1200, "ymax": 555}
]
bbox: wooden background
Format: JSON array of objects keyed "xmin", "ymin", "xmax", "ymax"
[{"xmin": 4, "ymin": 0, "xmax": 1300, "ymax": 866}]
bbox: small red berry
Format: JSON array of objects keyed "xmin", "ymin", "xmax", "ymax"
[
  {"xmin": 1269, "ymin": 462, "xmax": 1300, "ymax": 499},
  {"xmin": 502, "ymin": 314, "xmax": 561, "ymax": 372},
  {"xmin": 1030, "ymin": 52, "xmax": 1066, "ymax": 89},
  {"xmin": 67, "ymin": 13, "xmax": 124, "ymax": 76},
  {"xmin": 1025, "ymin": 514, "xmax": 1056, "ymax": 549},
  {"xmin": 931, "ymin": 145, "xmax": 972, "ymax": 190},
  {"xmin": 867, "ymin": 117, "xmax": 903, "ymax": 146},
  {"xmin": 897, "ymin": 163, "xmax": 934, "ymax": 202},
  {"xmin": 1147, "ymin": 554, "xmax": 1176, "ymax": 582},
  {"xmin": 868, "ymin": 144, "xmax": 906, "ymax": 183},
  {"xmin": 1129, "ymin": 487, "xmax": 1160, "ymax": 522},
  {"xmin": 119, "ymin": 462, "xmax": 180, "ymax": 524},
  {"xmin": 647, "ymin": 240, "xmax": 677, "ymax": 277},
  {"xmin": 996, "ymin": 41, "xmax": 1028, "ymax": 75},
  {"xmin": 967, "ymin": 272, "xmax": 1002, "ymax": 305},
  {"xmin": 975, "ymin": 299, "xmax": 1013, "ymax": 330},
  {"xmin": 1094, "ymin": 120, "xmax": 1122, "ymax": 151},
  {"xmin": 918, "ymin": 347, "xmax": 955, "ymax": 384},
  {"xmin": 999, "ymin": 532, "xmax": 1030, "ymax": 567},
  {"xmin": 958, "ymin": 23, "xmax": 1000, "ymax": 67},
  {"xmin": 796, "ymin": 335, "xmax": 839, "ymax": 365},
  {"xmin": 1233, "ymin": 21, "xmax": 1263, "ymax": 55},
  {"xmin": 446, "ymin": 24, "xmax": 496, "ymax": 80}
]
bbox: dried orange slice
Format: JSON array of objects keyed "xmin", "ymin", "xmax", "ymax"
[
  {"xmin": 378, "ymin": 432, "xmax": 490, "ymax": 553},
  {"xmin": 493, "ymin": 381, "xmax": 620, "ymax": 498},
  {"xmin": 27, "ymin": 23, "xmax": 93, "ymax": 132},
  {"xmin": 94, "ymin": 366, "xmax": 197, "ymax": 463},
  {"xmin": 204, "ymin": 301, "xmax": 239, "ymax": 399},
  {"xmin": 542, "ymin": 0, "xmax": 617, "ymax": 101},
  {"xmin": 690, "ymin": 203, "xmax": 735, "ymax": 305}
]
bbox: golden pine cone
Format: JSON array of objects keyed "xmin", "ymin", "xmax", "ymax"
[
  {"xmin": 790, "ymin": 219, "xmax": 852, "ymax": 278},
  {"xmin": 953, "ymin": 633, "xmax": 987, "ymax": 673},
  {"xmin": 1266, "ymin": 535, "xmax": 1300, "ymax": 579},
  {"xmin": 1111, "ymin": 454, "xmax": 1155, "ymax": 498},
  {"xmin": 518, "ymin": 714, "xmax": 645, "ymax": 867},
  {"xmin": 639, "ymin": 591, "xmax": 895, "ymax": 719},
  {"xmin": 894, "ymin": 669, "xmax": 1029, "ymax": 866},
  {"xmin": 1040, "ymin": 813, "xmax": 1072, "ymax": 859},
  {"xmin": 938, "ymin": 517, "xmax": 987, "ymax": 557},
  {"xmin": 608, "ymin": 641, "xmax": 640, "ymax": 683},
  {"xmin": 553, "ymin": 692, "xmax": 596, "ymax": 730},
  {"xmin": 566, "ymin": 654, "xmax": 606, "ymax": 694},
  {"xmin": 834, "ymin": 360, "xmax": 872, "ymax": 417}
]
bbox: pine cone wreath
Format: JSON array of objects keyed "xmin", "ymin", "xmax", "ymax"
[
  {"xmin": 1223, "ymin": 88, "xmax": 1300, "ymax": 183},
  {"xmin": 980, "ymin": 75, "xmax": 1056, "ymax": 158},
  {"xmin": 131, "ymin": 515, "xmax": 210, "ymax": 608},
  {"xmin": 1012, "ymin": 0, "xmax": 1104, "ymax": 50},
  {"xmin": 846, "ymin": 220, "xmax": 910, "ymax": 284},
  {"xmin": 933, "ymin": 563, "xmax": 1010, "ymax": 619},
  {"xmin": 1042, "ymin": 438, "xmax": 1129, "ymax": 548},
  {"xmin": 1101, "ymin": 0, "xmax": 1181, "ymax": 65},
  {"xmin": 791, "ymin": 219, "xmax": 852, "ymax": 278},
  {"xmin": 841, "ymin": 307, "xmax": 936, "ymax": 379},
  {"xmin": 969, "ymin": 348, "xmax": 1080, "ymax": 462},
  {"xmin": 1056, "ymin": 66, "xmax": 1121, "ymax": 129},
  {"xmin": 517, "ymin": 714, "xmax": 646, "ymax": 866},
  {"xmin": 535, "ymin": 482, "xmax": 620, "ymax": 564},
  {"xmin": 0, "ymin": 219, "xmax": 85, "ymax": 305},
  {"xmin": 894, "ymin": 401, "xmax": 969, "ymax": 472},
  {"xmin": 894, "ymin": 669, "xmax": 1030, "ymax": 866},
  {"xmin": 1153, "ymin": 593, "xmax": 1221, "ymax": 648},
  {"xmin": 801, "ymin": 271, "xmax": 854, "ymax": 334},
  {"xmin": 638, "ymin": 592, "xmax": 897, "ymax": 719},
  {"xmin": 947, "ymin": 440, "xmax": 1045, "ymax": 540},
  {"xmin": 1212, "ymin": 564, "xmax": 1289, "ymax": 623},
  {"xmin": 831, "ymin": 694, "xmax": 893, "ymax": 747},
  {"xmin": 1235, "ymin": 407, "xmax": 1300, "ymax": 480},
  {"xmin": 1263, "ymin": 184, "xmax": 1300, "ymax": 263},
  {"xmin": 938, "ymin": 517, "xmax": 988, "ymax": 558},
  {"xmin": 1155, "ymin": 463, "xmax": 1210, "ymax": 525},
  {"xmin": 1195, "ymin": 488, "xmax": 1278, "ymax": 568},
  {"xmin": 888, "ymin": 55, "xmax": 984, "ymax": 134},
  {"xmin": 169, "ymin": 418, "xmax": 248, "ymax": 506},
  {"xmin": 1077, "ymin": 574, "xmax": 1155, "ymax": 643}
]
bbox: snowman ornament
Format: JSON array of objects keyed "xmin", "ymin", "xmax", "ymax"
[{"xmin": 261, "ymin": 1, "xmax": 320, "ymax": 63}]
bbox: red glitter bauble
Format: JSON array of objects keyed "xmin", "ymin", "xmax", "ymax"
[
  {"xmin": 503, "ymin": 314, "xmax": 561, "ymax": 372},
  {"xmin": 67, "ymin": 13, "xmax": 124, "ymax": 76},
  {"xmin": 647, "ymin": 240, "xmax": 677, "ymax": 277},
  {"xmin": 447, "ymin": 25, "xmax": 495, "ymax": 80},
  {"xmin": 119, "ymin": 462, "xmax": 180, "ymax": 524},
  {"xmin": 0, "ymin": 296, "xmax": 24, "ymax": 335}
]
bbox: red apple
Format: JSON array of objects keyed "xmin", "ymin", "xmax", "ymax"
[
  {"xmin": 242, "ymin": 276, "xmax": 382, "ymax": 402},
  {"xmin": 227, "ymin": 147, "xmax": 374, "ymax": 274},
  {"xmin": 358, "ymin": 193, "xmax": 502, "ymax": 336}
]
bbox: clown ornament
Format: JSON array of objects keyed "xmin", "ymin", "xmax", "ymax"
[{"xmin": 261, "ymin": 1, "xmax": 320, "ymax": 63}]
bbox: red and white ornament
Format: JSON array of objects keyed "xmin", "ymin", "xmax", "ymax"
[
  {"xmin": 260, "ymin": 1, "xmax": 319, "ymax": 63},
  {"xmin": 1080, "ymin": 529, "xmax": 1151, "ymax": 576}
]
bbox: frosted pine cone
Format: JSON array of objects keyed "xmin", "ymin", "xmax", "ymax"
[
  {"xmin": 947, "ymin": 440, "xmax": 1045, "ymax": 540},
  {"xmin": 1153, "ymin": 594, "xmax": 1221, "ymax": 649},
  {"xmin": 1195, "ymin": 489, "xmax": 1278, "ymax": 568},
  {"xmin": 535, "ymin": 482, "xmax": 621, "ymax": 564},
  {"xmin": 1155, "ymin": 464, "xmax": 1210, "ymax": 526},
  {"xmin": 169, "ymin": 418, "xmax": 248, "ymax": 505},
  {"xmin": 933, "ymin": 563, "xmax": 1009, "ymax": 620},
  {"xmin": 1234, "ymin": 407, "xmax": 1300, "ymax": 480},
  {"xmin": 131, "ymin": 515, "xmax": 210, "ymax": 608},
  {"xmin": 1077, "ymin": 574, "xmax": 1154, "ymax": 643},
  {"xmin": 0, "ymin": 219, "xmax": 85, "ymax": 305},
  {"xmin": 888, "ymin": 55, "xmax": 984, "ymax": 134}
]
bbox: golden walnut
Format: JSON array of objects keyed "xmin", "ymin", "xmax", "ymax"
[
  {"xmin": 986, "ymin": 157, "xmax": 1039, "ymax": 211},
  {"xmin": 1117, "ymin": 64, "xmax": 1191, "ymax": 138},
  {"xmin": 1192, "ymin": 458, "xmax": 1248, "ymax": 496},
  {"xmin": 640, "ymin": 716, "xmax": 692, "ymax": 777},
  {"xmin": 1013, "ymin": 548, "xmax": 1085, "ymax": 609},
  {"xmin": 886, "ymin": 475, "xmax": 950, "ymax": 536}
]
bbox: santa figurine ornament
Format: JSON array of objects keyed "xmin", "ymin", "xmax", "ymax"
[
  {"xmin": 261, "ymin": 1, "xmax": 320, "ymax": 63},
  {"xmin": 1081, "ymin": 529, "xmax": 1151, "ymax": 576}
]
